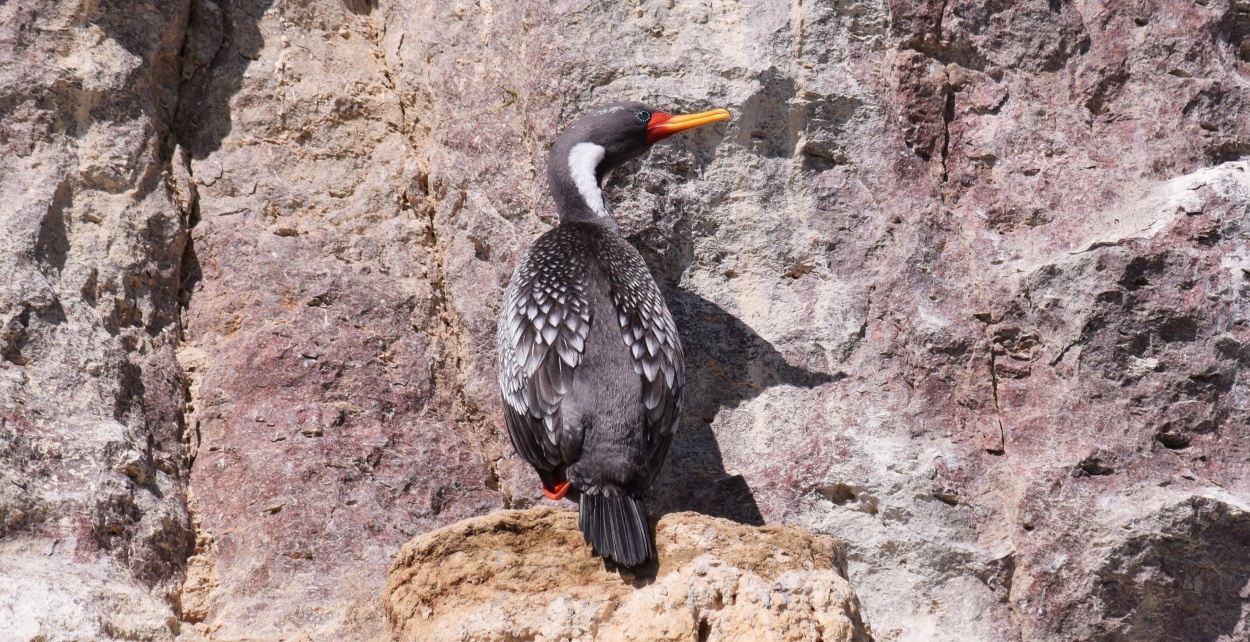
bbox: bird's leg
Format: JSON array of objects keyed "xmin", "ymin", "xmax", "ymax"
[
  {"xmin": 543, "ymin": 478, "xmax": 572, "ymax": 500},
  {"xmin": 536, "ymin": 467, "xmax": 572, "ymax": 500}
]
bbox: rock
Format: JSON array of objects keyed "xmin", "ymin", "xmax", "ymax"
[
  {"xmin": 379, "ymin": 0, "xmax": 1250, "ymax": 638},
  {"xmin": 1073, "ymin": 493, "xmax": 1250, "ymax": 640},
  {"xmin": 172, "ymin": 2, "xmax": 504, "ymax": 638},
  {"xmin": 953, "ymin": 491, "xmax": 1250, "ymax": 640},
  {"xmin": 0, "ymin": 0, "xmax": 193, "ymax": 638},
  {"xmin": 383, "ymin": 507, "xmax": 871, "ymax": 642}
]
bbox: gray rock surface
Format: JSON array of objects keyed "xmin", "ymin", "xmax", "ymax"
[
  {"xmin": 1, "ymin": 1, "xmax": 192, "ymax": 639},
  {"xmin": 2, "ymin": 0, "xmax": 1249, "ymax": 640}
]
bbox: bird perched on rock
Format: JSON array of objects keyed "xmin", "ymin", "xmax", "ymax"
[{"xmin": 497, "ymin": 102, "xmax": 731, "ymax": 566}]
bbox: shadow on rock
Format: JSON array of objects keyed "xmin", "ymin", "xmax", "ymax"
[
  {"xmin": 1094, "ymin": 495, "xmax": 1250, "ymax": 641},
  {"xmin": 175, "ymin": 0, "xmax": 276, "ymax": 159},
  {"xmin": 650, "ymin": 289, "xmax": 842, "ymax": 527},
  {"xmin": 613, "ymin": 146, "xmax": 843, "ymax": 526}
]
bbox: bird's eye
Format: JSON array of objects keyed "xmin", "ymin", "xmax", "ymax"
[{"xmin": 635, "ymin": 110, "xmax": 651, "ymax": 123}]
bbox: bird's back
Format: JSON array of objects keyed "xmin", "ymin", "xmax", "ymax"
[{"xmin": 560, "ymin": 246, "xmax": 650, "ymax": 496}]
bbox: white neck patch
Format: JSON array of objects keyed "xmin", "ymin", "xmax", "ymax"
[{"xmin": 567, "ymin": 142, "xmax": 608, "ymax": 217}]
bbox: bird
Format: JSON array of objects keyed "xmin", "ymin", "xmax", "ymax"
[{"xmin": 497, "ymin": 102, "xmax": 731, "ymax": 566}]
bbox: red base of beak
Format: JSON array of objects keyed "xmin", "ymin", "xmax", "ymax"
[{"xmin": 645, "ymin": 108, "xmax": 732, "ymax": 145}]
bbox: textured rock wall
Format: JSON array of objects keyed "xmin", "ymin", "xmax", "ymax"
[
  {"xmin": 0, "ymin": 2, "xmax": 193, "ymax": 639},
  {"xmin": 172, "ymin": 1, "xmax": 502, "ymax": 638},
  {"xmin": 3, "ymin": 0, "xmax": 1250, "ymax": 640},
  {"xmin": 382, "ymin": 0, "xmax": 1250, "ymax": 639}
]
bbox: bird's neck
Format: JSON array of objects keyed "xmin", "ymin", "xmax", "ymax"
[{"xmin": 548, "ymin": 141, "xmax": 619, "ymax": 231}]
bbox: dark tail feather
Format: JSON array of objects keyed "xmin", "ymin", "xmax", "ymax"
[{"xmin": 579, "ymin": 493, "xmax": 654, "ymax": 567}]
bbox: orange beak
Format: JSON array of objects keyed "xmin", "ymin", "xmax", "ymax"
[{"xmin": 645, "ymin": 108, "xmax": 732, "ymax": 145}]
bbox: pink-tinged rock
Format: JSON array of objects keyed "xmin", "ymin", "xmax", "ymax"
[
  {"xmin": 4, "ymin": 0, "xmax": 1250, "ymax": 638},
  {"xmin": 174, "ymin": 2, "xmax": 502, "ymax": 638}
]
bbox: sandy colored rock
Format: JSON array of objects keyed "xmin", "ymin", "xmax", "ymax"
[{"xmin": 384, "ymin": 507, "xmax": 870, "ymax": 642}]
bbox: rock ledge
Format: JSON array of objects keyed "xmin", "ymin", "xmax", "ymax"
[{"xmin": 384, "ymin": 507, "xmax": 871, "ymax": 642}]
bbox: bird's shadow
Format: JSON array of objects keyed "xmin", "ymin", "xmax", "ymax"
[
  {"xmin": 594, "ymin": 288, "xmax": 839, "ymax": 582},
  {"xmin": 602, "ymin": 133, "xmax": 842, "ymax": 528},
  {"xmin": 647, "ymin": 288, "xmax": 842, "ymax": 526}
]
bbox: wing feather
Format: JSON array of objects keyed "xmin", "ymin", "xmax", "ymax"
[
  {"xmin": 498, "ymin": 226, "xmax": 595, "ymax": 471},
  {"xmin": 599, "ymin": 236, "xmax": 685, "ymax": 485},
  {"xmin": 498, "ymin": 225, "xmax": 684, "ymax": 487}
]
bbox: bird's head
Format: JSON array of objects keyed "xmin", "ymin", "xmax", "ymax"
[{"xmin": 548, "ymin": 101, "xmax": 731, "ymax": 225}]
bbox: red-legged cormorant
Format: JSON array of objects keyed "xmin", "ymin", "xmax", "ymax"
[{"xmin": 497, "ymin": 102, "xmax": 731, "ymax": 566}]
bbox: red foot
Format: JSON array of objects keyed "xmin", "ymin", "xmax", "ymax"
[{"xmin": 543, "ymin": 480, "xmax": 572, "ymax": 501}]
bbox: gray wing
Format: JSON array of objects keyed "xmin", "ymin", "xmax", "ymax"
[
  {"xmin": 600, "ymin": 237, "xmax": 684, "ymax": 484},
  {"xmin": 497, "ymin": 228, "xmax": 593, "ymax": 471}
]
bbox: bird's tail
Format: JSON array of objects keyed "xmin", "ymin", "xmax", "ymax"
[{"xmin": 579, "ymin": 493, "xmax": 654, "ymax": 567}]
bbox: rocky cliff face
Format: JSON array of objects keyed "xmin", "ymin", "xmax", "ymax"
[
  {"xmin": 2, "ymin": 0, "xmax": 1249, "ymax": 640},
  {"xmin": 1, "ymin": 2, "xmax": 193, "ymax": 639}
]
